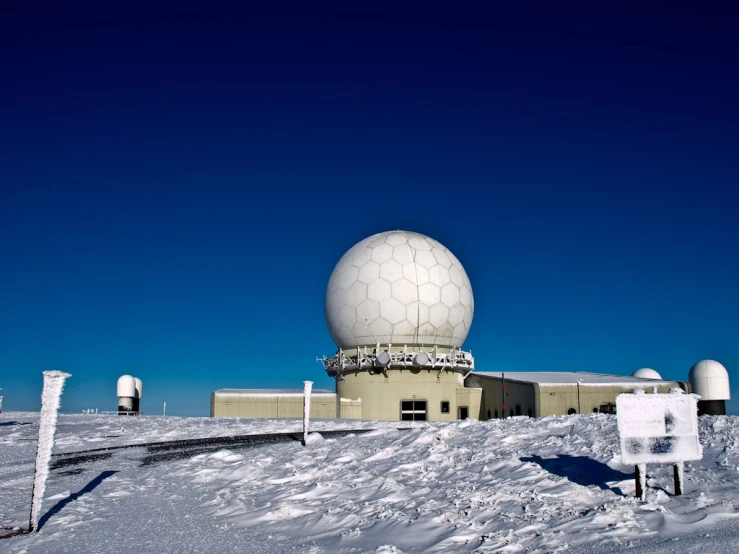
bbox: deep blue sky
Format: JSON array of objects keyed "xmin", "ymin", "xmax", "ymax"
[{"xmin": 2, "ymin": 2, "xmax": 738, "ymax": 416}]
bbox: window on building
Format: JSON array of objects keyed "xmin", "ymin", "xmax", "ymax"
[
  {"xmin": 440, "ymin": 401, "xmax": 450, "ymax": 414},
  {"xmin": 401, "ymin": 400, "xmax": 427, "ymax": 421},
  {"xmin": 593, "ymin": 407, "xmax": 598, "ymax": 413},
  {"xmin": 459, "ymin": 406, "xmax": 469, "ymax": 420},
  {"xmin": 567, "ymin": 408, "xmax": 577, "ymax": 415},
  {"xmin": 515, "ymin": 404, "xmax": 522, "ymax": 416}
]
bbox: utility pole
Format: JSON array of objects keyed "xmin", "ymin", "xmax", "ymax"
[{"xmin": 501, "ymin": 372, "xmax": 506, "ymax": 418}]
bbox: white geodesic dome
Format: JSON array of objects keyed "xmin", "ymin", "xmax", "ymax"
[{"xmin": 325, "ymin": 230, "xmax": 474, "ymax": 349}]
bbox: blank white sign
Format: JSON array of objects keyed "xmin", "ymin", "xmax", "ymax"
[{"xmin": 616, "ymin": 393, "xmax": 702, "ymax": 464}]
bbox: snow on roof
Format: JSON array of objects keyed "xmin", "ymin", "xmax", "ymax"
[
  {"xmin": 472, "ymin": 372, "xmax": 678, "ymax": 386},
  {"xmin": 214, "ymin": 389, "xmax": 336, "ymax": 397}
]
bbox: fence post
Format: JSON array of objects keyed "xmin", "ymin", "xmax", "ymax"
[{"xmin": 29, "ymin": 371, "xmax": 71, "ymax": 532}]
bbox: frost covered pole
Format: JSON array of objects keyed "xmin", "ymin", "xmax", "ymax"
[
  {"xmin": 303, "ymin": 380, "xmax": 313, "ymax": 446},
  {"xmin": 29, "ymin": 370, "xmax": 71, "ymax": 532}
]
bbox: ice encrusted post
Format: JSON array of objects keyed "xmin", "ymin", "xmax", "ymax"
[
  {"xmin": 29, "ymin": 370, "xmax": 71, "ymax": 532},
  {"xmin": 303, "ymin": 380, "xmax": 313, "ymax": 446}
]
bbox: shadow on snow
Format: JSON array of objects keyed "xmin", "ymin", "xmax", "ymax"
[
  {"xmin": 38, "ymin": 470, "xmax": 118, "ymax": 530},
  {"xmin": 520, "ymin": 455, "xmax": 631, "ymax": 492}
]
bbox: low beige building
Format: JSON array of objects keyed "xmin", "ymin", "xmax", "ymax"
[
  {"xmin": 466, "ymin": 372, "xmax": 690, "ymax": 419},
  {"xmin": 211, "ymin": 389, "xmax": 337, "ymax": 418}
]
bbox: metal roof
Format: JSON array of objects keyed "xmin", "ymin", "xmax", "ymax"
[
  {"xmin": 472, "ymin": 372, "xmax": 677, "ymax": 386},
  {"xmin": 214, "ymin": 389, "xmax": 335, "ymax": 396}
]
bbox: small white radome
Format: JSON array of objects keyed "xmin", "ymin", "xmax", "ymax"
[
  {"xmin": 632, "ymin": 368, "xmax": 662, "ymax": 379},
  {"xmin": 689, "ymin": 359, "xmax": 730, "ymax": 400},
  {"xmin": 117, "ymin": 375, "xmax": 137, "ymax": 398}
]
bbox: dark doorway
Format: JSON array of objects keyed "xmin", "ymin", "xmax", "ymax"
[{"xmin": 458, "ymin": 406, "xmax": 468, "ymax": 420}]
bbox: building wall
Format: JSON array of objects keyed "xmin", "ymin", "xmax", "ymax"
[
  {"xmin": 467, "ymin": 375, "xmax": 690, "ymax": 418},
  {"xmin": 467, "ymin": 375, "xmax": 535, "ymax": 419},
  {"xmin": 211, "ymin": 393, "xmax": 337, "ymax": 418},
  {"xmin": 536, "ymin": 382, "xmax": 687, "ymax": 415},
  {"xmin": 455, "ymin": 387, "xmax": 482, "ymax": 420},
  {"xmin": 337, "ymin": 368, "xmax": 470, "ymax": 421},
  {"xmin": 338, "ymin": 398, "xmax": 363, "ymax": 419}
]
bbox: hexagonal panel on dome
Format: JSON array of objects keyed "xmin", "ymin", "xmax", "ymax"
[
  {"xmin": 369, "ymin": 317, "xmax": 393, "ymax": 341},
  {"xmin": 453, "ymin": 322, "xmax": 467, "ymax": 340},
  {"xmin": 460, "ymin": 285, "xmax": 472, "ymax": 307},
  {"xmin": 437, "ymin": 322, "xmax": 454, "ymax": 340},
  {"xmin": 338, "ymin": 266, "xmax": 359, "ymax": 290},
  {"xmin": 356, "ymin": 298, "xmax": 380, "ymax": 325},
  {"xmin": 385, "ymin": 233, "xmax": 408, "ymax": 247},
  {"xmin": 429, "ymin": 265, "xmax": 450, "ymax": 287},
  {"xmin": 393, "ymin": 319, "xmax": 417, "ymax": 343},
  {"xmin": 379, "ymin": 259, "xmax": 403, "ymax": 283},
  {"xmin": 406, "ymin": 301, "xmax": 430, "ymax": 325},
  {"xmin": 402, "ymin": 263, "xmax": 418, "ymax": 284},
  {"xmin": 346, "ymin": 281, "xmax": 368, "ymax": 307},
  {"xmin": 352, "ymin": 322, "xmax": 373, "ymax": 342},
  {"xmin": 325, "ymin": 230, "xmax": 474, "ymax": 349},
  {"xmin": 408, "ymin": 236, "xmax": 432, "ymax": 251},
  {"xmin": 380, "ymin": 297, "xmax": 406, "ymax": 324},
  {"xmin": 357, "ymin": 260, "xmax": 380, "ymax": 284},
  {"xmin": 429, "ymin": 303, "xmax": 450, "ymax": 328},
  {"xmin": 418, "ymin": 321, "xmax": 437, "ymax": 339},
  {"xmin": 393, "ymin": 244, "xmax": 414, "ymax": 265},
  {"xmin": 339, "ymin": 305, "xmax": 357, "ymax": 329},
  {"xmin": 368, "ymin": 234, "xmax": 388, "ymax": 248},
  {"xmin": 371, "ymin": 243, "xmax": 393, "ymax": 264},
  {"xmin": 326, "ymin": 288, "xmax": 346, "ymax": 314},
  {"xmin": 448, "ymin": 303, "xmax": 465, "ymax": 326},
  {"xmin": 418, "ymin": 283, "xmax": 441, "ymax": 306},
  {"xmin": 415, "ymin": 250, "xmax": 437, "ymax": 270},
  {"xmin": 450, "ymin": 265, "xmax": 465, "ymax": 287},
  {"xmin": 352, "ymin": 246, "xmax": 373, "ymax": 268},
  {"xmin": 432, "ymin": 248, "xmax": 452, "ymax": 268},
  {"xmin": 391, "ymin": 279, "xmax": 417, "ymax": 304},
  {"xmin": 441, "ymin": 283, "xmax": 460, "ymax": 307},
  {"xmin": 367, "ymin": 279, "xmax": 391, "ymax": 302},
  {"xmin": 464, "ymin": 305, "xmax": 473, "ymax": 326}
]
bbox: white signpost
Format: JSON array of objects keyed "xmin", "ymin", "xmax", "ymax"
[
  {"xmin": 303, "ymin": 381, "xmax": 313, "ymax": 446},
  {"xmin": 616, "ymin": 389, "xmax": 702, "ymax": 500}
]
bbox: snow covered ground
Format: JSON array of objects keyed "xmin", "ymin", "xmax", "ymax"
[{"xmin": 1, "ymin": 411, "xmax": 739, "ymax": 553}]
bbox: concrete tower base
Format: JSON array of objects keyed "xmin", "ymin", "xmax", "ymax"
[{"xmin": 337, "ymin": 368, "xmax": 481, "ymax": 421}]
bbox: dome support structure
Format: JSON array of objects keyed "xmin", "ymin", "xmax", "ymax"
[{"xmin": 321, "ymin": 343, "xmax": 474, "ymax": 380}]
